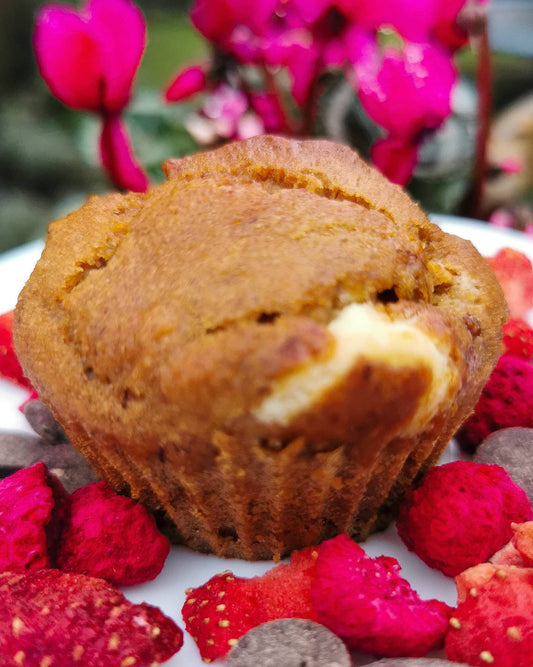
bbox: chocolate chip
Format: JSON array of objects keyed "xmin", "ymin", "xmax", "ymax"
[
  {"xmin": 0, "ymin": 432, "xmax": 97, "ymax": 492},
  {"xmin": 474, "ymin": 427, "xmax": 533, "ymax": 503},
  {"xmin": 23, "ymin": 400, "xmax": 69, "ymax": 445},
  {"xmin": 226, "ymin": 619, "xmax": 351, "ymax": 667},
  {"xmin": 366, "ymin": 659, "xmax": 469, "ymax": 666}
]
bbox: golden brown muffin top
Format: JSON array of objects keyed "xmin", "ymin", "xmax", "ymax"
[{"xmin": 14, "ymin": 136, "xmax": 507, "ymax": 454}]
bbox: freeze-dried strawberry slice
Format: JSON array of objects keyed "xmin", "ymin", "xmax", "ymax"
[
  {"xmin": 456, "ymin": 355, "xmax": 533, "ymax": 453},
  {"xmin": 312, "ymin": 534, "xmax": 451, "ymax": 657},
  {"xmin": 0, "ymin": 310, "xmax": 32, "ymax": 389},
  {"xmin": 512, "ymin": 521, "xmax": 533, "ymax": 565},
  {"xmin": 0, "ymin": 462, "xmax": 68, "ymax": 572},
  {"xmin": 490, "ymin": 539, "xmax": 526, "ymax": 567},
  {"xmin": 250, "ymin": 545, "xmax": 319, "ymax": 621},
  {"xmin": 182, "ymin": 545, "xmax": 318, "ymax": 662},
  {"xmin": 0, "ymin": 569, "xmax": 183, "ymax": 666},
  {"xmin": 397, "ymin": 461, "xmax": 532, "ymax": 576},
  {"xmin": 446, "ymin": 563, "xmax": 533, "ymax": 666},
  {"xmin": 502, "ymin": 318, "xmax": 533, "ymax": 360},
  {"xmin": 57, "ymin": 481, "xmax": 170, "ymax": 586},
  {"xmin": 183, "ymin": 571, "xmax": 266, "ymax": 663},
  {"xmin": 491, "ymin": 521, "xmax": 533, "ymax": 568},
  {"xmin": 486, "ymin": 247, "xmax": 533, "ymax": 319}
]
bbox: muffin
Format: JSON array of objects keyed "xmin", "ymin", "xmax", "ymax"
[{"xmin": 14, "ymin": 136, "xmax": 507, "ymax": 560}]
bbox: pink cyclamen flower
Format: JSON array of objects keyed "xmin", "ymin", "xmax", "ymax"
[
  {"xmin": 370, "ymin": 136, "xmax": 420, "ymax": 187},
  {"xmin": 356, "ymin": 40, "xmax": 457, "ymax": 184},
  {"xmin": 34, "ymin": 0, "xmax": 148, "ymax": 192},
  {"xmin": 171, "ymin": 0, "xmax": 482, "ymax": 184}
]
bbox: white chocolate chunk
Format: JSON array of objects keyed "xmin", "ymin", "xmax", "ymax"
[{"xmin": 253, "ymin": 303, "xmax": 459, "ymax": 435}]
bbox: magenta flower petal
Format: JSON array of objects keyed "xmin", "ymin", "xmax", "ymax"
[
  {"xmin": 356, "ymin": 0, "xmax": 440, "ymax": 42},
  {"xmin": 99, "ymin": 115, "xmax": 148, "ymax": 192},
  {"xmin": 357, "ymin": 41, "xmax": 456, "ymax": 137},
  {"xmin": 290, "ymin": 0, "xmax": 335, "ymax": 24},
  {"xmin": 250, "ymin": 92, "xmax": 288, "ymax": 132},
  {"xmin": 432, "ymin": 0, "xmax": 473, "ymax": 51},
  {"xmin": 371, "ymin": 136, "xmax": 419, "ymax": 185},
  {"xmin": 33, "ymin": 0, "xmax": 145, "ymax": 113},
  {"xmin": 191, "ymin": 0, "xmax": 277, "ymax": 44},
  {"xmin": 165, "ymin": 65, "xmax": 207, "ymax": 102},
  {"xmin": 86, "ymin": 0, "xmax": 146, "ymax": 112},
  {"xmin": 34, "ymin": 4, "xmax": 103, "ymax": 111},
  {"xmin": 286, "ymin": 43, "xmax": 320, "ymax": 107}
]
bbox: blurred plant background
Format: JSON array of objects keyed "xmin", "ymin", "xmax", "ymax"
[{"xmin": 0, "ymin": 0, "xmax": 532, "ymax": 253}]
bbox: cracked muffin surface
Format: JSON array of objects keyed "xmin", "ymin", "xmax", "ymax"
[{"xmin": 14, "ymin": 136, "xmax": 507, "ymax": 559}]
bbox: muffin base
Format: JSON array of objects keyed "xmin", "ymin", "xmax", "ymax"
[{"xmin": 61, "ymin": 411, "xmax": 458, "ymax": 561}]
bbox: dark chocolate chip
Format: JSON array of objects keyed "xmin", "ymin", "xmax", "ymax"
[
  {"xmin": 366, "ymin": 659, "xmax": 469, "ymax": 666},
  {"xmin": 473, "ymin": 427, "xmax": 533, "ymax": 503},
  {"xmin": 23, "ymin": 400, "xmax": 69, "ymax": 445},
  {"xmin": 226, "ymin": 619, "xmax": 351, "ymax": 667},
  {"xmin": 0, "ymin": 431, "xmax": 97, "ymax": 492}
]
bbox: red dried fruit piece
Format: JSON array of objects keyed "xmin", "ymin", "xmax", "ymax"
[
  {"xmin": 396, "ymin": 461, "xmax": 532, "ymax": 577},
  {"xmin": 446, "ymin": 563, "xmax": 533, "ymax": 666},
  {"xmin": 312, "ymin": 534, "xmax": 451, "ymax": 657},
  {"xmin": 0, "ymin": 569, "xmax": 183, "ymax": 666},
  {"xmin": 250, "ymin": 545, "xmax": 319, "ymax": 621},
  {"xmin": 454, "ymin": 562, "xmax": 499, "ymax": 603},
  {"xmin": 502, "ymin": 318, "xmax": 533, "ymax": 360},
  {"xmin": 0, "ymin": 310, "xmax": 33, "ymax": 390},
  {"xmin": 183, "ymin": 571, "xmax": 266, "ymax": 663},
  {"xmin": 0, "ymin": 462, "xmax": 68, "ymax": 572},
  {"xmin": 512, "ymin": 521, "xmax": 533, "ymax": 564},
  {"xmin": 18, "ymin": 387, "xmax": 39, "ymax": 412},
  {"xmin": 456, "ymin": 355, "xmax": 533, "ymax": 453},
  {"xmin": 57, "ymin": 481, "xmax": 170, "ymax": 586},
  {"xmin": 490, "ymin": 539, "xmax": 526, "ymax": 567},
  {"xmin": 491, "ymin": 521, "xmax": 533, "ymax": 568},
  {"xmin": 182, "ymin": 545, "xmax": 319, "ymax": 662},
  {"xmin": 486, "ymin": 247, "xmax": 533, "ymax": 319}
]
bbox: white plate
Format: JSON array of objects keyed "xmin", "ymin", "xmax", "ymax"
[{"xmin": 1, "ymin": 216, "xmax": 532, "ymax": 666}]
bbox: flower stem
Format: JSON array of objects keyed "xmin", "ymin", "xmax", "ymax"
[
  {"xmin": 263, "ymin": 66, "xmax": 297, "ymax": 134},
  {"xmin": 300, "ymin": 75, "xmax": 322, "ymax": 137},
  {"xmin": 463, "ymin": 30, "xmax": 492, "ymax": 218}
]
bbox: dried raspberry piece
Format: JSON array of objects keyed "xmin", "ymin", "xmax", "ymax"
[
  {"xmin": 182, "ymin": 545, "xmax": 319, "ymax": 662},
  {"xmin": 0, "ymin": 462, "xmax": 68, "ymax": 572},
  {"xmin": 0, "ymin": 310, "xmax": 32, "ymax": 390},
  {"xmin": 57, "ymin": 481, "xmax": 169, "ymax": 586},
  {"xmin": 312, "ymin": 534, "xmax": 451, "ymax": 657},
  {"xmin": 456, "ymin": 355, "xmax": 533, "ymax": 453},
  {"xmin": 0, "ymin": 569, "xmax": 183, "ymax": 666},
  {"xmin": 502, "ymin": 318, "xmax": 533, "ymax": 360},
  {"xmin": 446, "ymin": 563, "xmax": 533, "ymax": 666},
  {"xmin": 486, "ymin": 247, "xmax": 533, "ymax": 319},
  {"xmin": 396, "ymin": 461, "xmax": 532, "ymax": 577}
]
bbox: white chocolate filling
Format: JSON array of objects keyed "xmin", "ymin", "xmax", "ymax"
[{"xmin": 253, "ymin": 303, "xmax": 459, "ymax": 436}]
